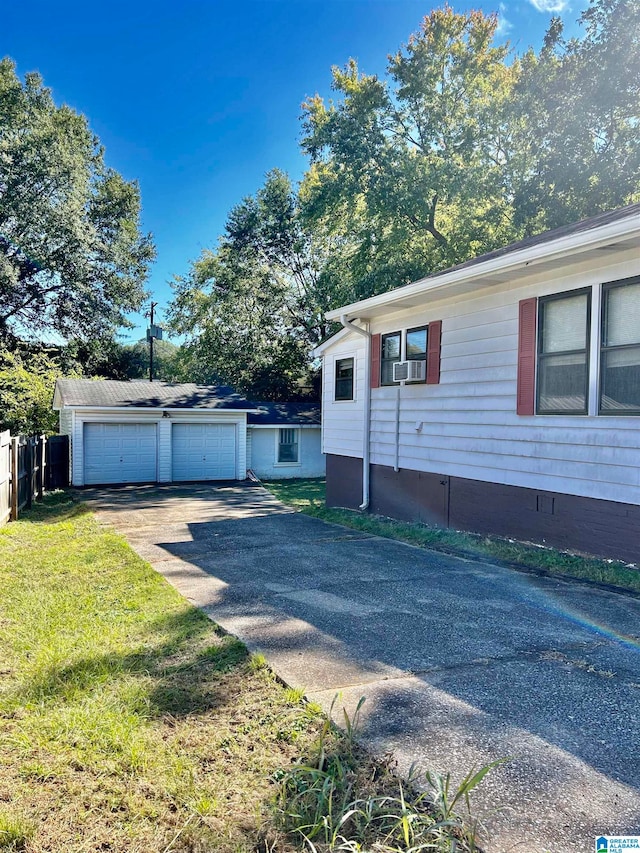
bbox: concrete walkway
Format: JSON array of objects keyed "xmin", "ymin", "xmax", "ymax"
[{"xmin": 83, "ymin": 483, "xmax": 640, "ymax": 853}]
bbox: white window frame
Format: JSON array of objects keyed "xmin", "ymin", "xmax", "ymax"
[
  {"xmin": 275, "ymin": 427, "xmax": 300, "ymax": 466},
  {"xmin": 333, "ymin": 354, "xmax": 356, "ymax": 402}
]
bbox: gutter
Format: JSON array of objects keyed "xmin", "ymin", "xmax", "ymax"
[{"xmin": 339, "ymin": 315, "xmax": 371, "ymax": 511}]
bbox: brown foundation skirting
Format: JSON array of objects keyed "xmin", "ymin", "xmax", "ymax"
[{"xmin": 325, "ymin": 454, "xmax": 640, "ymax": 564}]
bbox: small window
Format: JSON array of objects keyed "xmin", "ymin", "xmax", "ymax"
[
  {"xmin": 537, "ymin": 289, "xmax": 590, "ymax": 414},
  {"xmin": 600, "ymin": 277, "xmax": 640, "ymax": 414},
  {"xmin": 334, "ymin": 357, "xmax": 354, "ymax": 401},
  {"xmin": 278, "ymin": 428, "xmax": 299, "ymax": 463},
  {"xmin": 406, "ymin": 325, "xmax": 427, "ymax": 383},
  {"xmin": 381, "ymin": 332, "xmax": 401, "ymax": 386}
]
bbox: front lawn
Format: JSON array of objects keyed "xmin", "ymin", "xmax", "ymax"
[
  {"xmin": 0, "ymin": 493, "xmax": 326, "ymax": 852},
  {"xmin": 264, "ymin": 478, "xmax": 640, "ymax": 596},
  {"xmin": 0, "ymin": 492, "xmax": 488, "ymax": 853}
]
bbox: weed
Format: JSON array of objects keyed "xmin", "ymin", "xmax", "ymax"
[
  {"xmin": 0, "ymin": 811, "xmax": 34, "ymax": 851},
  {"xmin": 271, "ymin": 695, "xmax": 496, "ymax": 852}
]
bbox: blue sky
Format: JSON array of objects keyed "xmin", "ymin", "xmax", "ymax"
[{"xmin": 2, "ymin": 0, "xmax": 588, "ymax": 344}]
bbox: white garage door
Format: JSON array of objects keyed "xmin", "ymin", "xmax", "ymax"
[
  {"xmin": 84, "ymin": 423, "xmax": 157, "ymax": 485},
  {"xmin": 172, "ymin": 423, "xmax": 236, "ymax": 481}
]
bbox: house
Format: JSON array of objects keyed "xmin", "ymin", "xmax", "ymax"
[
  {"xmin": 247, "ymin": 401, "xmax": 324, "ymax": 479},
  {"xmin": 314, "ymin": 204, "xmax": 640, "ymax": 563},
  {"xmin": 53, "ymin": 379, "xmax": 324, "ymax": 486}
]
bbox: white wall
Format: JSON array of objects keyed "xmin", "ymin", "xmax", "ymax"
[
  {"xmin": 321, "ymin": 246, "xmax": 640, "ymax": 506},
  {"xmin": 67, "ymin": 409, "xmax": 248, "ymax": 486},
  {"xmin": 247, "ymin": 426, "xmax": 324, "ymax": 479},
  {"xmin": 321, "ymin": 336, "xmax": 367, "ymax": 459}
]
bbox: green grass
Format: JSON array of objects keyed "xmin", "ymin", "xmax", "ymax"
[
  {"xmin": 0, "ymin": 492, "xmax": 328, "ymax": 852},
  {"xmin": 264, "ymin": 478, "xmax": 640, "ymax": 595},
  {"xmin": 0, "ymin": 491, "xmax": 491, "ymax": 853}
]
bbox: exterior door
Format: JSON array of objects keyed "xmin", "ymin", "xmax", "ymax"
[
  {"xmin": 84, "ymin": 423, "xmax": 157, "ymax": 485},
  {"xmin": 171, "ymin": 423, "xmax": 236, "ymax": 481}
]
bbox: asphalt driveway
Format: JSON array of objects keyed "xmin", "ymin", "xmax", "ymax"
[{"xmin": 82, "ymin": 482, "xmax": 640, "ymax": 853}]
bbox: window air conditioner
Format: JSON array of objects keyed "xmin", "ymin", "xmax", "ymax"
[{"xmin": 392, "ymin": 360, "xmax": 426, "ymax": 382}]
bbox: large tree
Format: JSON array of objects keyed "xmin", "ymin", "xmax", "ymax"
[
  {"xmin": 169, "ymin": 170, "xmax": 341, "ymax": 399},
  {"xmin": 301, "ymin": 8, "xmax": 520, "ymax": 296},
  {"xmin": 510, "ymin": 0, "xmax": 640, "ymax": 232},
  {"xmin": 0, "ymin": 58, "xmax": 155, "ymax": 345}
]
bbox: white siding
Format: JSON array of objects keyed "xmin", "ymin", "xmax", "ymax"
[
  {"xmin": 321, "ymin": 338, "xmax": 367, "ymax": 459},
  {"xmin": 321, "ymin": 248, "xmax": 640, "ymax": 506},
  {"xmin": 59, "ymin": 408, "xmax": 74, "ymax": 484},
  {"xmin": 248, "ymin": 426, "xmax": 325, "ymax": 479},
  {"xmin": 157, "ymin": 418, "xmax": 172, "ymax": 482},
  {"xmin": 67, "ymin": 408, "xmax": 248, "ymax": 485}
]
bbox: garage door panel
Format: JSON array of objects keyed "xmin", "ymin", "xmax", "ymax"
[
  {"xmin": 172, "ymin": 423, "xmax": 236, "ymax": 481},
  {"xmin": 84, "ymin": 423, "xmax": 157, "ymax": 485}
]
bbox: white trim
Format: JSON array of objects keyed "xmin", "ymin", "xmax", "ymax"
[
  {"xmin": 276, "ymin": 427, "xmax": 300, "ymax": 464},
  {"xmin": 333, "ymin": 352, "xmax": 357, "ymax": 402},
  {"xmin": 313, "ymin": 325, "xmax": 356, "ymax": 356},
  {"xmin": 247, "ymin": 424, "xmax": 320, "ymax": 430},
  {"xmin": 588, "ymin": 282, "xmax": 603, "ymax": 417},
  {"xmin": 326, "ymin": 212, "xmax": 640, "ymax": 322}
]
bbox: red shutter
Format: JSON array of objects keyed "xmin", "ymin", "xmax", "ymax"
[
  {"xmin": 426, "ymin": 320, "xmax": 442, "ymax": 384},
  {"xmin": 370, "ymin": 333, "xmax": 381, "ymax": 388},
  {"xmin": 517, "ymin": 298, "xmax": 537, "ymax": 415}
]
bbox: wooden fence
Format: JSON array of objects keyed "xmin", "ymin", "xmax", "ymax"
[{"xmin": 0, "ymin": 433, "xmax": 70, "ymax": 526}]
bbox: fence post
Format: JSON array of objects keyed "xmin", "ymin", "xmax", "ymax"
[
  {"xmin": 38, "ymin": 435, "xmax": 45, "ymax": 500},
  {"xmin": 10, "ymin": 438, "xmax": 19, "ymax": 521}
]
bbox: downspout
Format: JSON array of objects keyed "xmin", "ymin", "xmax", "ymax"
[{"xmin": 340, "ymin": 315, "xmax": 371, "ymax": 510}]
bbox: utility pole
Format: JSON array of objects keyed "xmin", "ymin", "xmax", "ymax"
[{"xmin": 149, "ymin": 301, "xmax": 157, "ymax": 382}]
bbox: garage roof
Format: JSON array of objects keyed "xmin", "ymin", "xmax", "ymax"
[
  {"xmin": 248, "ymin": 402, "xmax": 321, "ymax": 426},
  {"xmin": 54, "ymin": 379, "xmax": 256, "ymax": 410}
]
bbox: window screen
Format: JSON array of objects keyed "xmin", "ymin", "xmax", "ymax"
[
  {"xmin": 600, "ymin": 278, "xmax": 640, "ymax": 414},
  {"xmin": 537, "ymin": 290, "xmax": 590, "ymax": 414},
  {"xmin": 334, "ymin": 357, "xmax": 354, "ymax": 401},
  {"xmin": 381, "ymin": 332, "xmax": 401, "ymax": 385},
  {"xmin": 278, "ymin": 428, "xmax": 299, "ymax": 462},
  {"xmin": 406, "ymin": 326, "xmax": 427, "ymax": 383}
]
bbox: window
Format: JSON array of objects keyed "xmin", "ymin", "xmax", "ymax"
[
  {"xmin": 334, "ymin": 357, "xmax": 354, "ymax": 401},
  {"xmin": 278, "ymin": 428, "xmax": 299, "ymax": 463},
  {"xmin": 381, "ymin": 332, "xmax": 401, "ymax": 385},
  {"xmin": 406, "ymin": 326, "xmax": 428, "ymax": 383},
  {"xmin": 537, "ymin": 289, "xmax": 591, "ymax": 414},
  {"xmin": 600, "ymin": 277, "xmax": 640, "ymax": 414},
  {"xmin": 380, "ymin": 327, "xmax": 428, "ymax": 385}
]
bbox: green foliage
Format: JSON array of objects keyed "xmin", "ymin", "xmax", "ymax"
[
  {"xmin": 65, "ymin": 336, "xmax": 180, "ymax": 381},
  {"xmin": 0, "ymin": 348, "xmax": 69, "ymax": 435},
  {"xmin": 301, "ymin": 7, "xmax": 520, "ymax": 295},
  {"xmin": 169, "ymin": 169, "xmax": 334, "ymax": 399},
  {"xmin": 168, "ymin": 0, "xmax": 639, "ymax": 397},
  {"xmin": 272, "ymin": 695, "xmax": 494, "ymax": 851},
  {"xmin": 511, "ymin": 0, "xmax": 640, "ymax": 231},
  {"xmin": 0, "ymin": 58, "xmax": 155, "ymax": 345},
  {"xmin": 0, "ymin": 811, "xmax": 34, "ymax": 851}
]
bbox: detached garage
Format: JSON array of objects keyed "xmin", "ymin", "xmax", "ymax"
[{"xmin": 53, "ymin": 379, "xmax": 257, "ymax": 487}]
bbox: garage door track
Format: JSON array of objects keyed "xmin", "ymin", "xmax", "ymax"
[{"xmin": 82, "ymin": 483, "xmax": 640, "ymax": 853}]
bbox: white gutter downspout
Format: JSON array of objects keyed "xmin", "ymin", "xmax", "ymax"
[{"xmin": 340, "ymin": 315, "xmax": 371, "ymax": 510}]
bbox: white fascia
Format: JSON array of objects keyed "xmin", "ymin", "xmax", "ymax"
[{"xmin": 326, "ymin": 213, "xmax": 640, "ymax": 322}]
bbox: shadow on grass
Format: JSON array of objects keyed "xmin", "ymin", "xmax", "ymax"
[
  {"xmin": 14, "ymin": 490, "xmax": 91, "ymax": 525},
  {"xmin": 3, "ymin": 605, "xmax": 249, "ymax": 719}
]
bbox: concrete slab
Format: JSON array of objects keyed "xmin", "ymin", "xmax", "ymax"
[{"xmin": 82, "ymin": 483, "xmax": 640, "ymax": 853}]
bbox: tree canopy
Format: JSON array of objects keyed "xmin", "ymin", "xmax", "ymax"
[
  {"xmin": 0, "ymin": 58, "xmax": 155, "ymax": 346},
  {"xmin": 167, "ymin": 0, "xmax": 638, "ymax": 400}
]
